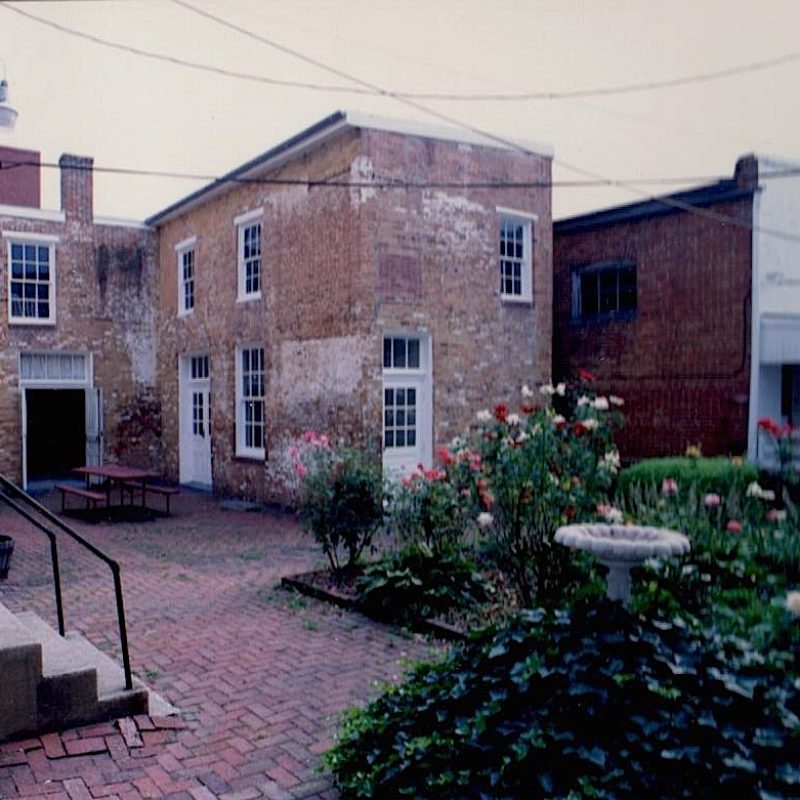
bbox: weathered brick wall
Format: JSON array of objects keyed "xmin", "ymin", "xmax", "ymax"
[
  {"xmin": 553, "ymin": 198, "xmax": 753, "ymax": 461},
  {"xmin": 155, "ymin": 126, "xmax": 552, "ymax": 502},
  {"xmin": 365, "ymin": 130, "xmax": 552, "ymax": 443},
  {"xmin": 0, "ymin": 146, "xmax": 40, "ymax": 208},
  {"xmin": 0, "ymin": 157, "xmax": 159, "ymax": 483}
]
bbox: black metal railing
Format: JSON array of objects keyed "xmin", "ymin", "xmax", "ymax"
[{"xmin": 0, "ymin": 474, "xmax": 133, "ymax": 690}]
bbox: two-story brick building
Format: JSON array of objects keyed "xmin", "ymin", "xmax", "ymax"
[
  {"xmin": 147, "ymin": 112, "xmax": 553, "ymax": 502},
  {"xmin": 0, "ymin": 147, "xmax": 160, "ymax": 488},
  {"xmin": 553, "ymin": 154, "xmax": 800, "ymax": 466}
]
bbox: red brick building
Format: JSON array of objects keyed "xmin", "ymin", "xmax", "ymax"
[
  {"xmin": 0, "ymin": 149, "xmax": 159, "ymax": 486},
  {"xmin": 147, "ymin": 112, "xmax": 553, "ymax": 502},
  {"xmin": 553, "ymin": 156, "xmax": 758, "ymax": 461}
]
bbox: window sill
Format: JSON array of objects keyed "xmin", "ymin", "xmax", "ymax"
[
  {"xmin": 236, "ymin": 293, "xmax": 262, "ymax": 304},
  {"xmin": 9, "ymin": 318, "xmax": 56, "ymax": 327},
  {"xmin": 234, "ymin": 453, "xmax": 265, "ymax": 464},
  {"xmin": 501, "ymin": 295, "xmax": 533, "ymax": 306},
  {"xmin": 177, "ymin": 309, "xmax": 194, "ymax": 318}
]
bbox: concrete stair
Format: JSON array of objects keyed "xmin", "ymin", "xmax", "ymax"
[{"xmin": 0, "ymin": 602, "xmax": 149, "ymax": 742}]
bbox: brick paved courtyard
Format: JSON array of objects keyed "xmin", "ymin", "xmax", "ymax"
[{"xmin": 0, "ymin": 490, "xmax": 441, "ymax": 799}]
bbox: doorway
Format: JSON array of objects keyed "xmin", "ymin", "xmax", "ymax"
[
  {"xmin": 179, "ymin": 354, "xmax": 212, "ymax": 488},
  {"xmin": 25, "ymin": 389, "xmax": 86, "ymax": 480}
]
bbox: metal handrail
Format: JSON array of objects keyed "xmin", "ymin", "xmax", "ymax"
[{"xmin": 0, "ymin": 474, "xmax": 133, "ymax": 690}]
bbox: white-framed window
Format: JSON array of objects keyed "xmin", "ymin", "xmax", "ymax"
[
  {"xmin": 497, "ymin": 208, "xmax": 534, "ymax": 303},
  {"xmin": 236, "ymin": 345, "xmax": 265, "ymax": 459},
  {"xmin": 176, "ymin": 236, "xmax": 196, "ymax": 316},
  {"xmin": 3, "ymin": 232, "xmax": 58, "ymax": 325},
  {"xmin": 572, "ymin": 260, "xmax": 637, "ymax": 322},
  {"xmin": 19, "ymin": 352, "xmax": 89, "ymax": 384},
  {"xmin": 234, "ymin": 208, "xmax": 263, "ymax": 301},
  {"xmin": 382, "ymin": 334, "xmax": 427, "ymax": 457}
]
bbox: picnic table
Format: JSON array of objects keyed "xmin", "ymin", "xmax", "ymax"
[{"xmin": 56, "ymin": 465, "xmax": 180, "ymax": 515}]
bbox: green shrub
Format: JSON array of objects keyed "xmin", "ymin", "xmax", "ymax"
[
  {"xmin": 327, "ymin": 602, "xmax": 800, "ymax": 799},
  {"xmin": 617, "ymin": 456, "xmax": 758, "ymax": 501},
  {"xmin": 355, "ymin": 543, "xmax": 489, "ymax": 623},
  {"xmin": 295, "ymin": 433, "xmax": 385, "ymax": 573},
  {"xmin": 473, "ymin": 387, "xmax": 620, "ymax": 607}
]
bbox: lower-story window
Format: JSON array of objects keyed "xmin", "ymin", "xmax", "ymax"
[{"xmin": 236, "ymin": 345, "xmax": 265, "ymax": 458}]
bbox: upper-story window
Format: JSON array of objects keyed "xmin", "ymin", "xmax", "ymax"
[
  {"xmin": 4, "ymin": 233, "xmax": 58, "ymax": 325},
  {"xmin": 176, "ymin": 236, "xmax": 196, "ymax": 316},
  {"xmin": 234, "ymin": 208, "xmax": 263, "ymax": 302},
  {"xmin": 572, "ymin": 260, "xmax": 637, "ymax": 322},
  {"xmin": 498, "ymin": 208, "xmax": 534, "ymax": 303}
]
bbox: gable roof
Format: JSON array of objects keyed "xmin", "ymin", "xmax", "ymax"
[{"xmin": 147, "ymin": 110, "xmax": 552, "ymax": 227}]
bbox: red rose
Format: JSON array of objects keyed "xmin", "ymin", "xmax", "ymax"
[
  {"xmin": 579, "ymin": 369, "xmax": 596, "ymax": 383},
  {"xmin": 726, "ymin": 519, "xmax": 743, "ymax": 534},
  {"xmin": 494, "ymin": 403, "xmax": 508, "ymax": 423}
]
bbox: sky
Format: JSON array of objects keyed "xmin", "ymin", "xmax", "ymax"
[{"xmin": 0, "ymin": 0, "xmax": 798, "ymax": 222}]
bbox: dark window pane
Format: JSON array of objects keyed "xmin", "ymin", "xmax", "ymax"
[
  {"xmin": 581, "ymin": 273, "xmax": 599, "ymax": 317},
  {"xmin": 383, "ymin": 337, "xmax": 392, "ymax": 368},
  {"xmin": 396, "ymin": 410, "xmax": 405, "ymax": 426},
  {"xmin": 385, "ymin": 410, "xmax": 394, "ymax": 426},
  {"xmin": 407, "ymin": 388, "xmax": 417, "ymax": 406},
  {"xmin": 385, "ymin": 388, "xmax": 394, "ymax": 405},
  {"xmin": 396, "ymin": 389, "xmax": 405, "ymax": 406},
  {"xmin": 393, "ymin": 337, "xmax": 406, "ymax": 369},
  {"xmin": 407, "ymin": 338, "xmax": 420, "ymax": 368},
  {"xmin": 396, "ymin": 430, "xmax": 406, "ymax": 447},
  {"xmin": 11, "ymin": 243, "xmax": 22, "ymax": 260},
  {"xmin": 407, "ymin": 430, "xmax": 416, "ymax": 446},
  {"xmin": 385, "ymin": 431, "xmax": 394, "ymax": 447}
]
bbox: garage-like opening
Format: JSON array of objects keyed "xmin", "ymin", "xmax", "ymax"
[{"xmin": 25, "ymin": 389, "xmax": 86, "ymax": 480}]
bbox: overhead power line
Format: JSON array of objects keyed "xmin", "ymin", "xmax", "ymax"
[
  {"xmin": 171, "ymin": 0, "xmax": 800, "ymax": 244},
  {"xmin": 3, "ymin": 0, "xmax": 799, "ymax": 243},
  {"xmin": 9, "ymin": 157, "xmax": 800, "ymax": 189},
  {"xmin": 2, "ymin": 0, "xmax": 799, "ymax": 102}
]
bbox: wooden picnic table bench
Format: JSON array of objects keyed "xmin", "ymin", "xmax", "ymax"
[
  {"xmin": 122, "ymin": 481, "xmax": 180, "ymax": 514},
  {"xmin": 55, "ymin": 483, "xmax": 107, "ymax": 512}
]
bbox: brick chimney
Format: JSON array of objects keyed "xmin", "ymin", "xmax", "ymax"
[
  {"xmin": 734, "ymin": 154, "xmax": 759, "ymax": 191},
  {"xmin": 59, "ymin": 154, "xmax": 93, "ymax": 221},
  {"xmin": 0, "ymin": 146, "xmax": 40, "ymax": 208}
]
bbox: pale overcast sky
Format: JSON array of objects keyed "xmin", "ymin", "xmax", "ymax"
[{"xmin": 0, "ymin": 0, "xmax": 798, "ymax": 221}]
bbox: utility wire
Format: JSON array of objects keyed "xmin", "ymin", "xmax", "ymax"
[
  {"xmin": 3, "ymin": 0, "xmax": 799, "ymax": 241},
  {"xmin": 3, "ymin": 0, "xmax": 799, "ymax": 103},
  {"xmin": 3, "ymin": 157, "xmax": 799, "ymax": 191},
  {"xmin": 173, "ymin": 0, "xmax": 800, "ymax": 244}
]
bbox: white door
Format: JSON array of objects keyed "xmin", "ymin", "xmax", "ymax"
[
  {"xmin": 85, "ymin": 387, "xmax": 103, "ymax": 467},
  {"xmin": 179, "ymin": 355, "xmax": 212, "ymax": 487},
  {"xmin": 382, "ymin": 334, "xmax": 432, "ymax": 478}
]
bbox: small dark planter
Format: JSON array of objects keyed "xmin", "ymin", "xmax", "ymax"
[{"xmin": 0, "ymin": 535, "xmax": 14, "ymax": 580}]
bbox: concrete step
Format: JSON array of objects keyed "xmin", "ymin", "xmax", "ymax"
[{"xmin": 0, "ymin": 605, "xmax": 149, "ymax": 740}]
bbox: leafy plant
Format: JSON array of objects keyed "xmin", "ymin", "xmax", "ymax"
[
  {"xmin": 327, "ymin": 601, "xmax": 800, "ymax": 799},
  {"xmin": 355, "ymin": 542, "xmax": 489, "ymax": 624},
  {"xmin": 473, "ymin": 386, "xmax": 620, "ymax": 607},
  {"xmin": 388, "ymin": 448, "xmax": 481, "ymax": 556},
  {"xmin": 295, "ymin": 431, "xmax": 385, "ymax": 573}
]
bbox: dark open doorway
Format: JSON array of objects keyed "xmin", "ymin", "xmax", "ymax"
[{"xmin": 26, "ymin": 389, "xmax": 85, "ymax": 480}]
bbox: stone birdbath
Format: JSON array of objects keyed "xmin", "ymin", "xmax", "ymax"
[{"xmin": 554, "ymin": 523, "xmax": 690, "ymax": 607}]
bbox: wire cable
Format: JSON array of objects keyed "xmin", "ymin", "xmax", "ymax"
[{"xmin": 2, "ymin": 0, "xmax": 799, "ymax": 103}]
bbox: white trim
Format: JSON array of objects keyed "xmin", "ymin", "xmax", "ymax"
[
  {"xmin": 235, "ymin": 344, "xmax": 266, "ymax": 460},
  {"xmin": 18, "ymin": 351, "xmax": 92, "ymax": 387},
  {"xmin": 174, "ymin": 235, "xmax": 197, "ymax": 252},
  {"xmin": 236, "ymin": 217, "xmax": 263, "ymax": 302},
  {"xmin": 233, "ymin": 207, "xmax": 264, "ymax": 227},
  {"xmin": 93, "ymin": 216, "xmax": 151, "ymax": 230},
  {"xmin": 748, "ymin": 189, "xmax": 762, "ymax": 462},
  {"xmin": 498, "ymin": 213, "xmax": 533, "ymax": 304},
  {"xmin": 2, "ymin": 230, "xmax": 59, "ymax": 244},
  {"xmin": 0, "ymin": 204, "xmax": 65, "ymax": 223},
  {"xmin": 495, "ymin": 206, "xmax": 539, "ymax": 222},
  {"xmin": 177, "ymin": 245, "xmax": 195, "ymax": 318},
  {"xmin": 6, "ymin": 237, "xmax": 58, "ymax": 326}
]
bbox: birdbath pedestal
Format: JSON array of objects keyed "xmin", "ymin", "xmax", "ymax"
[{"xmin": 554, "ymin": 523, "xmax": 690, "ymax": 607}]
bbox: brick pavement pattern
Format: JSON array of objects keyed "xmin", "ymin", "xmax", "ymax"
[{"xmin": 0, "ymin": 491, "xmax": 440, "ymax": 799}]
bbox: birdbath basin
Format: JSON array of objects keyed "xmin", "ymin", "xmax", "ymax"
[{"xmin": 554, "ymin": 523, "xmax": 690, "ymax": 606}]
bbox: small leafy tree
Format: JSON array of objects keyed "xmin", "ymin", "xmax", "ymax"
[{"xmin": 295, "ymin": 432, "xmax": 384, "ymax": 574}]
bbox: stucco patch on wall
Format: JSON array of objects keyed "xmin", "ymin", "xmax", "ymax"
[{"xmin": 276, "ymin": 334, "xmax": 371, "ymax": 401}]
